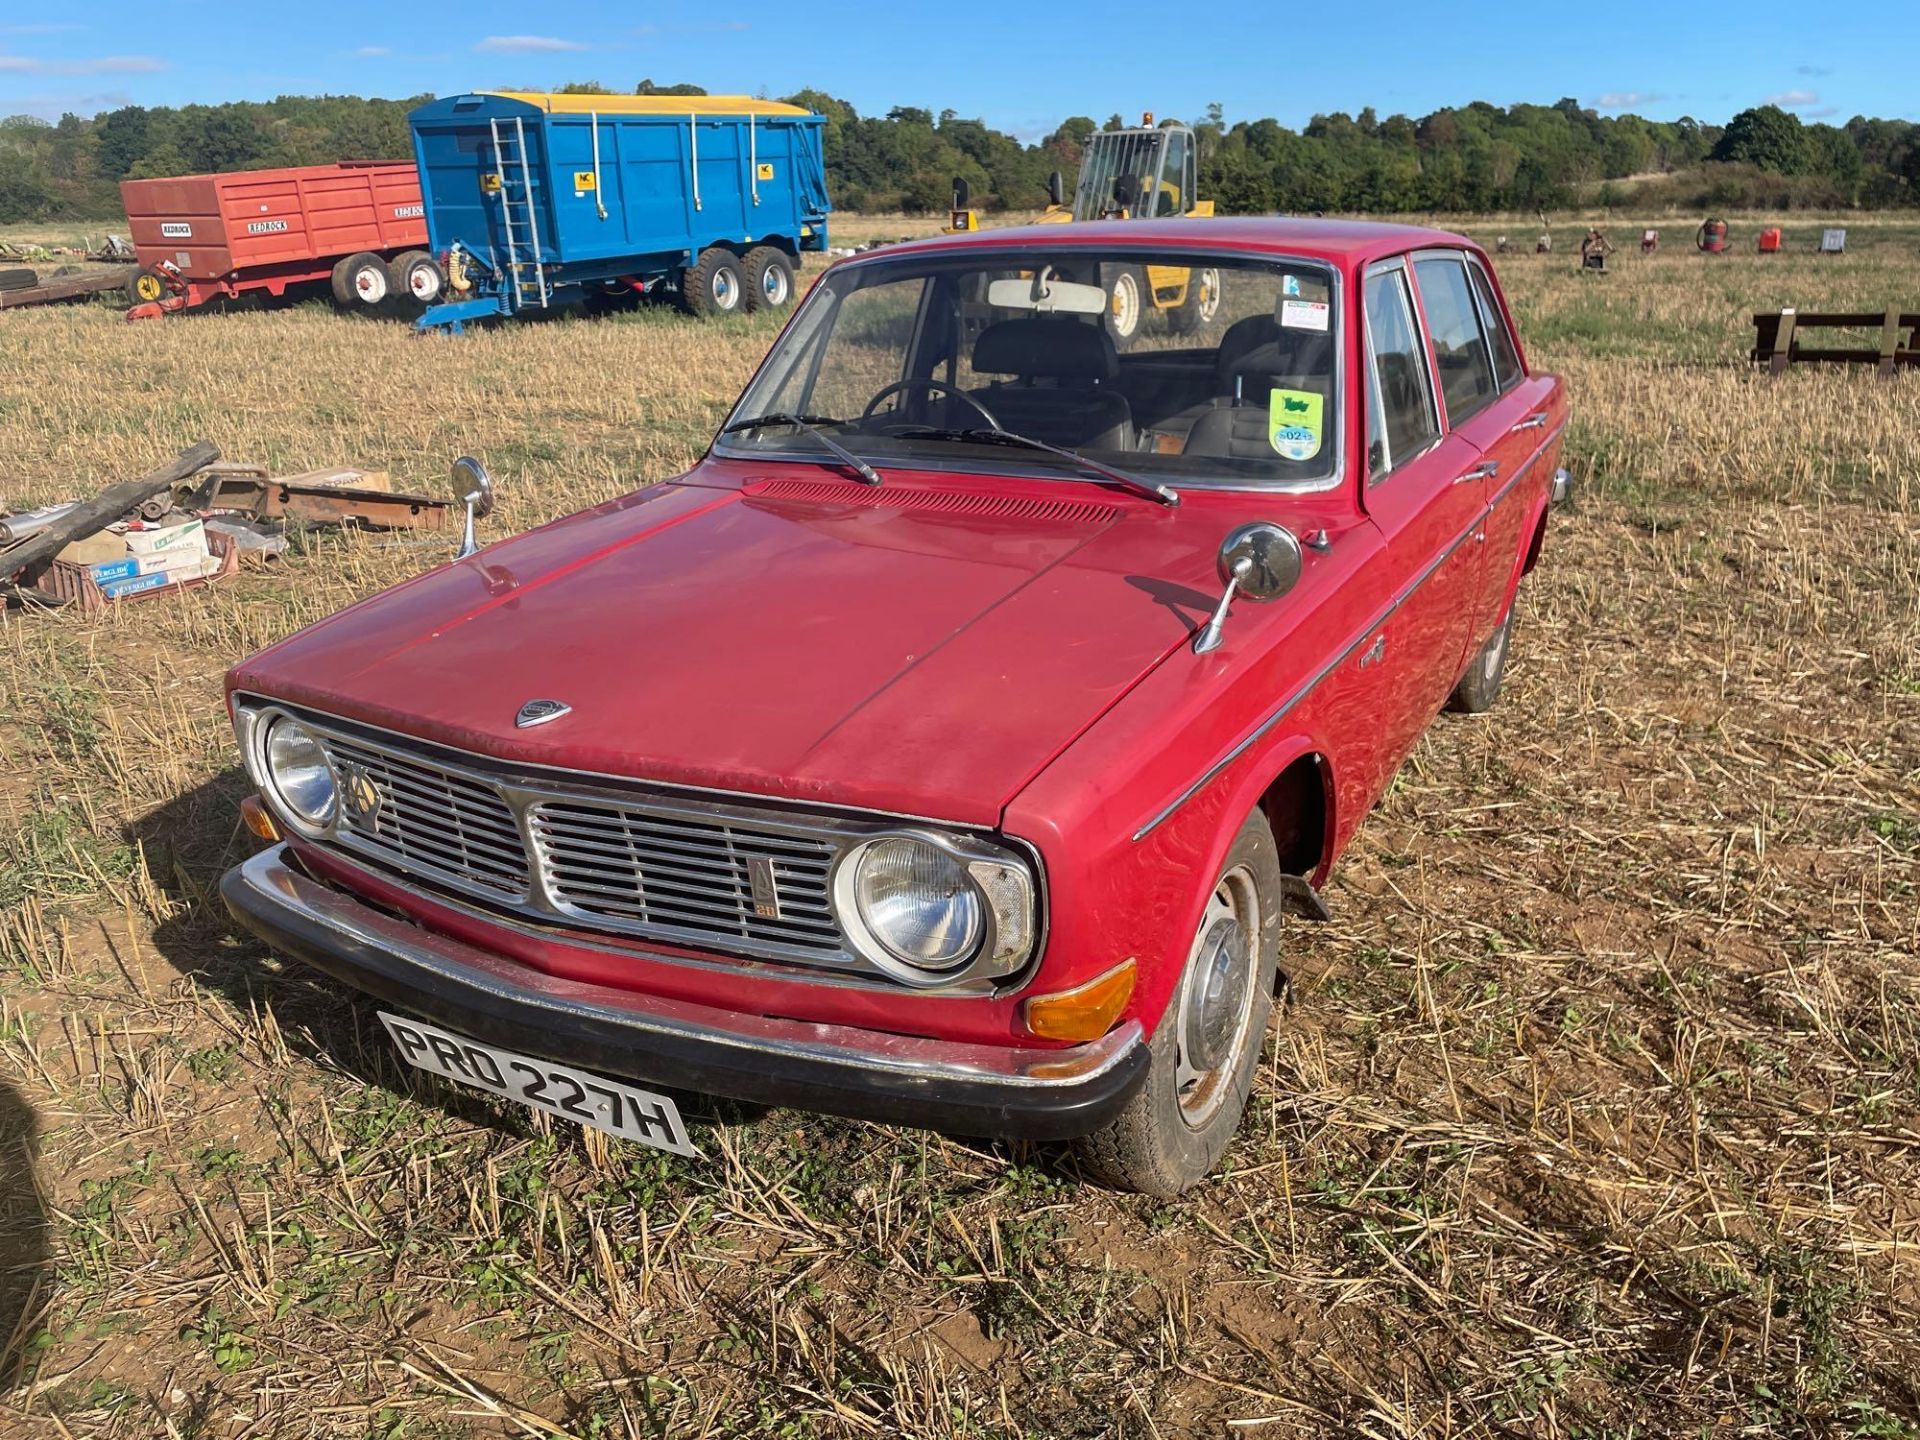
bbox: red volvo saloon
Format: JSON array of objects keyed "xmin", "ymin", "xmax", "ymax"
[{"xmin": 222, "ymin": 217, "xmax": 1569, "ymax": 1194}]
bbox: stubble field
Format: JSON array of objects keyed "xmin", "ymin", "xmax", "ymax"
[{"xmin": 0, "ymin": 211, "xmax": 1916, "ymax": 1438}]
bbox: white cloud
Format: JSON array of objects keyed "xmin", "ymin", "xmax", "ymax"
[
  {"xmin": 474, "ymin": 34, "xmax": 586, "ymax": 53},
  {"xmin": 1765, "ymin": 88, "xmax": 1819, "ymax": 108},
  {"xmin": 5, "ymin": 88, "xmax": 131, "ymax": 120},
  {"xmin": 1592, "ymin": 90, "xmax": 1664, "ymax": 110},
  {"xmin": 0, "ymin": 23, "xmax": 83, "ymax": 34},
  {"xmin": 351, "ymin": 45, "xmax": 391, "ymax": 57},
  {"xmin": 1803, "ymin": 105, "xmax": 1839, "ymax": 119},
  {"xmin": 1794, "ymin": 64, "xmax": 1830, "ymax": 77},
  {"xmin": 0, "ymin": 53, "xmax": 166, "ymax": 75}
]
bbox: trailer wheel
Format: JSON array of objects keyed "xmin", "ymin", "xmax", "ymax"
[
  {"xmin": 387, "ymin": 250, "xmax": 444, "ymax": 304},
  {"xmin": 742, "ymin": 247, "xmax": 795, "ymax": 313},
  {"xmin": 681, "ymin": 248, "xmax": 745, "ymax": 319},
  {"xmin": 126, "ymin": 268, "xmax": 167, "ymax": 305},
  {"xmin": 331, "ymin": 252, "xmax": 389, "ymax": 308}
]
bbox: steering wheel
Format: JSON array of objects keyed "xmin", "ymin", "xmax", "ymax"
[{"xmin": 859, "ymin": 378, "xmax": 1001, "ymax": 433}]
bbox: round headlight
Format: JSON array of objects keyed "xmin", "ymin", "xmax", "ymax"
[
  {"xmin": 851, "ymin": 836, "xmax": 984, "ymax": 974},
  {"xmin": 263, "ymin": 716, "xmax": 337, "ymax": 827}
]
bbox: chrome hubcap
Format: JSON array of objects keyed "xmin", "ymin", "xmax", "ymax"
[{"xmin": 1173, "ymin": 866, "xmax": 1260, "ymax": 1127}]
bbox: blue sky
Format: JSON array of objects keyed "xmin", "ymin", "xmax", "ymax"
[{"xmin": 2, "ymin": 2, "xmax": 1913, "ymax": 131}]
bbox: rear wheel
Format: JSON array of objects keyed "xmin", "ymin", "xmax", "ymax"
[
  {"xmin": 680, "ymin": 247, "xmax": 744, "ymax": 318},
  {"xmin": 1072, "ymin": 810, "xmax": 1280, "ymax": 1195},
  {"xmin": 1167, "ymin": 267, "xmax": 1223, "ymax": 337},
  {"xmin": 126, "ymin": 268, "xmax": 167, "ymax": 305},
  {"xmin": 742, "ymin": 246, "xmax": 795, "ymax": 313},
  {"xmin": 331, "ymin": 251, "xmax": 388, "ymax": 308},
  {"xmin": 1448, "ymin": 600, "xmax": 1515, "ymax": 714},
  {"xmin": 387, "ymin": 250, "xmax": 443, "ymax": 305}
]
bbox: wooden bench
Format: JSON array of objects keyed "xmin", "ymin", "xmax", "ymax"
[{"xmin": 1752, "ymin": 308, "xmax": 1920, "ymax": 379}]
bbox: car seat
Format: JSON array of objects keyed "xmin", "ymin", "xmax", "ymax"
[{"xmin": 968, "ymin": 317, "xmax": 1134, "ymax": 450}]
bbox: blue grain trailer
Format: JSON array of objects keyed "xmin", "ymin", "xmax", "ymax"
[{"xmin": 407, "ymin": 91, "xmax": 830, "ymax": 330}]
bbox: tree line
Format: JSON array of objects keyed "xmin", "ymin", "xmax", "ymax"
[{"xmin": 1, "ymin": 83, "xmax": 1915, "ymax": 226}]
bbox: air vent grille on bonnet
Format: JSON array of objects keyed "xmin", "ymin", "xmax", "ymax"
[{"xmin": 746, "ymin": 479, "xmax": 1122, "ymax": 526}]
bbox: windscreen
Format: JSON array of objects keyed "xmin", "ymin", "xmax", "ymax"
[{"xmin": 721, "ymin": 248, "xmax": 1342, "ymax": 492}]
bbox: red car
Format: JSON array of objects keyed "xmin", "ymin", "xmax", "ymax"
[{"xmin": 221, "ymin": 217, "xmax": 1569, "ymax": 1194}]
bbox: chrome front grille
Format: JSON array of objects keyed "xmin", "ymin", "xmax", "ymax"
[
  {"xmin": 328, "ymin": 734, "xmax": 531, "ymax": 899},
  {"xmin": 280, "ymin": 713, "xmax": 874, "ymax": 970},
  {"xmin": 532, "ymin": 800, "xmax": 841, "ymax": 954}
]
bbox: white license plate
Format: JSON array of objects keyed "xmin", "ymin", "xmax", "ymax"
[{"xmin": 379, "ymin": 1012, "xmax": 696, "ymax": 1157}]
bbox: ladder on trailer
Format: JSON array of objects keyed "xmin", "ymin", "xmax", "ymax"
[{"xmin": 488, "ymin": 115, "xmax": 548, "ymax": 309}]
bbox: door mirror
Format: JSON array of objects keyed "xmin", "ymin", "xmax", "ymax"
[
  {"xmin": 951, "ymin": 175, "xmax": 970, "ymax": 210},
  {"xmin": 1217, "ymin": 522, "xmax": 1302, "ymax": 601},
  {"xmin": 1047, "ymin": 170, "xmax": 1064, "ymax": 207},
  {"xmin": 452, "ymin": 456, "xmax": 494, "ymax": 559}
]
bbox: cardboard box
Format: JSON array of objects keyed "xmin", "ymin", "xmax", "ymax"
[
  {"xmin": 279, "ymin": 466, "xmax": 392, "ymax": 493},
  {"xmin": 56, "ymin": 531, "xmax": 131, "ymax": 567},
  {"xmin": 122, "ymin": 517, "xmax": 208, "ymax": 557},
  {"xmin": 94, "ymin": 553, "xmax": 223, "ymax": 599},
  {"xmin": 87, "ymin": 546, "xmax": 213, "ymax": 584}
]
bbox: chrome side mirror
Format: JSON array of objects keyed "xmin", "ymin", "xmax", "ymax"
[
  {"xmin": 1194, "ymin": 522, "xmax": 1303, "ymax": 654},
  {"xmin": 452, "ymin": 456, "xmax": 494, "ymax": 559}
]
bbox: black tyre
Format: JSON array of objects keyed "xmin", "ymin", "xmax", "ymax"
[
  {"xmin": 1448, "ymin": 600, "xmax": 1514, "ymax": 714},
  {"xmin": 1072, "ymin": 810, "xmax": 1281, "ymax": 1196},
  {"xmin": 1103, "ymin": 265, "xmax": 1145, "ymax": 350},
  {"xmin": 386, "ymin": 250, "xmax": 444, "ymax": 305},
  {"xmin": 330, "ymin": 251, "xmax": 388, "ymax": 308},
  {"xmin": 742, "ymin": 246, "xmax": 795, "ymax": 313},
  {"xmin": 1166, "ymin": 267, "xmax": 1223, "ymax": 338},
  {"xmin": 680, "ymin": 247, "xmax": 745, "ymax": 318},
  {"xmin": 126, "ymin": 267, "xmax": 167, "ymax": 305}
]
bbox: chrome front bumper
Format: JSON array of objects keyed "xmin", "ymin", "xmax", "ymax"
[{"xmin": 221, "ymin": 845, "xmax": 1147, "ymax": 1140}]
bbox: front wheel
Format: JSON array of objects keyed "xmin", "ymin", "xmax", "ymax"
[
  {"xmin": 1071, "ymin": 810, "xmax": 1280, "ymax": 1195},
  {"xmin": 1104, "ymin": 266, "xmax": 1145, "ymax": 350},
  {"xmin": 680, "ymin": 247, "xmax": 744, "ymax": 318},
  {"xmin": 742, "ymin": 246, "xmax": 795, "ymax": 313},
  {"xmin": 126, "ymin": 267, "xmax": 168, "ymax": 306}
]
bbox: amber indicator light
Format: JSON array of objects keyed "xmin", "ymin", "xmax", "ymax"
[
  {"xmin": 240, "ymin": 794, "xmax": 282, "ymax": 842},
  {"xmin": 1023, "ymin": 959, "xmax": 1137, "ymax": 1043}
]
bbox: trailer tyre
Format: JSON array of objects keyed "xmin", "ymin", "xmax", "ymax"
[
  {"xmin": 1104, "ymin": 265, "xmax": 1146, "ymax": 349},
  {"xmin": 387, "ymin": 251, "xmax": 444, "ymax": 305},
  {"xmin": 681, "ymin": 248, "xmax": 745, "ymax": 319},
  {"xmin": 126, "ymin": 268, "xmax": 167, "ymax": 305},
  {"xmin": 331, "ymin": 252, "xmax": 389, "ymax": 308},
  {"xmin": 743, "ymin": 247, "xmax": 795, "ymax": 313}
]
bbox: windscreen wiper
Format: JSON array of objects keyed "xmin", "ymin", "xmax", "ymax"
[
  {"xmin": 894, "ymin": 426, "xmax": 1179, "ymax": 507},
  {"xmin": 720, "ymin": 413, "xmax": 882, "ymax": 486}
]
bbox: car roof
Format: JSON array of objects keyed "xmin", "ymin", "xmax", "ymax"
[{"xmin": 860, "ymin": 215, "xmax": 1478, "ymax": 269}]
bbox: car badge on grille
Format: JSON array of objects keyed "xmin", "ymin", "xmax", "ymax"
[
  {"xmin": 747, "ymin": 856, "xmax": 782, "ymax": 919},
  {"xmin": 514, "ymin": 699, "xmax": 572, "ymax": 729},
  {"xmin": 340, "ymin": 765, "xmax": 383, "ymax": 823}
]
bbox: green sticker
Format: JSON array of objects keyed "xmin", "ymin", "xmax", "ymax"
[{"xmin": 1268, "ymin": 388, "xmax": 1322, "ymax": 461}]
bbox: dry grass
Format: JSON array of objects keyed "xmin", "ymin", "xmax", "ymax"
[{"xmin": 0, "ymin": 212, "xmax": 1916, "ymax": 1438}]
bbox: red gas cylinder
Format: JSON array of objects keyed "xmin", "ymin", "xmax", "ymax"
[
  {"xmin": 1757, "ymin": 226, "xmax": 1783, "ymax": 254},
  {"xmin": 1697, "ymin": 218, "xmax": 1729, "ymax": 253}
]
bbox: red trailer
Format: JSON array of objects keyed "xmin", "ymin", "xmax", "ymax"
[{"xmin": 120, "ymin": 162, "xmax": 436, "ymax": 320}]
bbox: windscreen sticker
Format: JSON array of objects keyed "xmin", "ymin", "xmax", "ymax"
[
  {"xmin": 1280, "ymin": 298, "xmax": 1330, "ymax": 332},
  {"xmin": 1269, "ymin": 389, "xmax": 1323, "ymax": 461},
  {"xmin": 1282, "ymin": 274, "xmax": 1302, "ymax": 296}
]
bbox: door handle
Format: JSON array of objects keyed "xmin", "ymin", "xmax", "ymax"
[
  {"xmin": 1512, "ymin": 412, "xmax": 1548, "ymax": 432},
  {"xmin": 1454, "ymin": 461, "xmax": 1499, "ymax": 484}
]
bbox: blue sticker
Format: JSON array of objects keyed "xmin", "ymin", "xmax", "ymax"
[{"xmin": 1282, "ymin": 274, "xmax": 1302, "ymax": 296}]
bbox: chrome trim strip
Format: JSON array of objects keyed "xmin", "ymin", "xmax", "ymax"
[
  {"xmin": 1132, "ymin": 419, "xmax": 1565, "ymax": 841},
  {"xmin": 238, "ymin": 844, "xmax": 1142, "ymax": 1087}
]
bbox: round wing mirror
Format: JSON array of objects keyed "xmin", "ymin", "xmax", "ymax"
[
  {"xmin": 451, "ymin": 456, "xmax": 494, "ymax": 519},
  {"xmin": 1217, "ymin": 521, "xmax": 1302, "ymax": 601}
]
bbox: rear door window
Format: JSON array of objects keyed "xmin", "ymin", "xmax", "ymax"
[
  {"xmin": 1363, "ymin": 264, "xmax": 1440, "ymax": 482},
  {"xmin": 1411, "ymin": 254, "xmax": 1499, "ymax": 427}
]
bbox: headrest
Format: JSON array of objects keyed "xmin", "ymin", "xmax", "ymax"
[
  {"xmin": 1228, "ymin": 330, "xmax": 1334, "ymax": 384},
  {"xmin": 972, "ymin": 317, "xmax": 1118, "ymax": 383}
]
